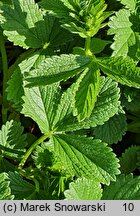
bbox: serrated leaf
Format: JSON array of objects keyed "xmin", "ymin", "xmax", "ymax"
[
  {"xmin": 7, "ymin": 49, "xmax": 36, "ymax": 79},
  {"xmin": 24, "ymin": 54, "xmax": 90, "ymax": 87},
  {"xmin": 11, "ymin": 67, "xmax": 98, "ymax": 136},
  {"xmin": 119, "ymin": 146, "xmax": 140, "ymax": 173},
  {"xmin": 0, "ymin": 0, "xmax": 73, "ymax": 49},
  {"xmin": 102, "ymin": 174, "xmax": 140, "ymax": 200},
  {"xmin": 40, "ymin": 0, "xmax": 110, "ymax": 38},
  {"xmin": 52, "ymin": 83, "xmax": 75, "ymax": 130},
  {"xmin": 97, "ymin": 56, "xmax": 140, "ymax": 88},
  {"xmin": 94, "ymin": 111, "xmax": 127, "ymax": 144},
  {"xmin": 121, "ymin": 86, "xmax": 140, "ymax": 114},
  {"xmin": 108, "ymin": 9, "xmax": 140, "ymax": 59},
  {"xmin": 64, "ymin": 177, "xmax": 102, "ymax": 200},
  {"xmin": 40, "ymin": 0, "xmax": 70, "ymax": 18},
  {"xmin": 43, "ymin": 15, "xmax": 73, "ymax": 48},
  {"xmin": 0, "ymin": 0, "xmax": 49, "ymax": 48},
  {"xmin": 0, "ymin": 120, "xmax": 27, "ymax": 159},
  {"xmin": 22, "ymin": 82, "xmax": 61, "ymax": 135},
  {"xmin": 33, "ymin": 142, "xmax": 53, "ymax": 169},
  {"xmin": 56, "ymin": 77, "xmax": 120, "ymax": 132},
  {"xmin": 73, "ymin": 63, "xmax": 100, "ymax": 121},
  {"xmin": 8, "ymin": 171, "xmax": 36, "ymax": 200},
  {"xmin": 117, "ymin": 0, "xmax": 137, "ymax": 11},
  {"xmin": 52, "ymin": 134, "xmax": 120, "ymax": 185},
  {"xmin": 9, "ymin": 171, "xmax": 53, "ymax": 200},
  {"xmin": 108, "ymin": 9, "xmax": 133, "ymax": 56},
  {"xmin": 7, "ymin": 51, "xmax": 44, "ymax": 111},
  {"xmin": 7, "ymin": 67, "xmax": 24, "ymax": 111},
  {"xmin": 0, "ymin": 172, "xmax": 14, "ymax": 200}
]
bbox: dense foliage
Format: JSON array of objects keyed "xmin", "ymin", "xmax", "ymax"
[{"xmin": 0, "ymin": 0, "xmax": 140, "ymax": 200}]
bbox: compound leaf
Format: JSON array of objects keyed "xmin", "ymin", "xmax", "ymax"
[
  {"xmin": 52, "ymin": 134, "xmax": 120, "ymax": 185},
  {"xmin": 64, "ymin": 177, "xmax": 102, "ymax": 200},
  {"xmin": 0, "ymin": 120, "xmax": 27, "ymax": 159},
  {"xmin": 94, "ymin": 111, "xmax": 127, "ymax": 144},
  {"xmin": 57, "ymin": 77, "xmax": 120, "ymax": 132},
  {"xmin": 102, "ymin": 174, "xmax": 140, "ymax": 200},
  {"xmin": 119, "ymin": 146, "xmax": 140, "ymax": 173},
  {"xmin": 97, "ymin": 56, "xmax": 140, "ymax": 88},
  {"xmin": 0, "ymin": 0, "xmax": 48, "ymax": 48},
  {"xmin": 0, "ymin": 172, "xmax": 14, "ymax": 200}
]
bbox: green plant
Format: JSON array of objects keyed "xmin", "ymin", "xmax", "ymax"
[{"xmin": 0, "ymin": 0, "xmax": 140, "ymax": 200}]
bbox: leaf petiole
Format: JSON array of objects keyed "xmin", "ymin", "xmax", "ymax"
[
  {"xmin": 18, "ymin": 169, "xmax": 40, "ymax": 192},
  {"xmin": 18, "ymin": 134, "xmax": 48, "ymax": 169}
]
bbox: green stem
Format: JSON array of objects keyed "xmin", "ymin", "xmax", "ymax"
[
  {"xmin": 18, "ymin": 169, "xmax": 40, "ymax": 192},
  {"xmin": 18, "ymin": 134, "xmax": 48, "ymax": 169},
  {"xmin": 0, "ymin": 30, "xmax": 8, "ymax": 123},
  {"xmin": 34, "ymin": 178, "xmax": 40, "ymax": 192},
  {"xmin": 85, "ymin": 36, "xmax": 92, "ymax": 56}
]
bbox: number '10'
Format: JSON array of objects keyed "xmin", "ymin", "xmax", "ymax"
[{"xmin": 123, "ymin": 203, "xmax": 134, "ymax": 211}]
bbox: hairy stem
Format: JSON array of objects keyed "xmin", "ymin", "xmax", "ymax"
[
  {"xmin": 18, "ymin": 134, "xmax": 48, "ymax": 169},
  {"xmin": 0, "ymin": 30, "xmax": 8, "ymax": 123}
]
